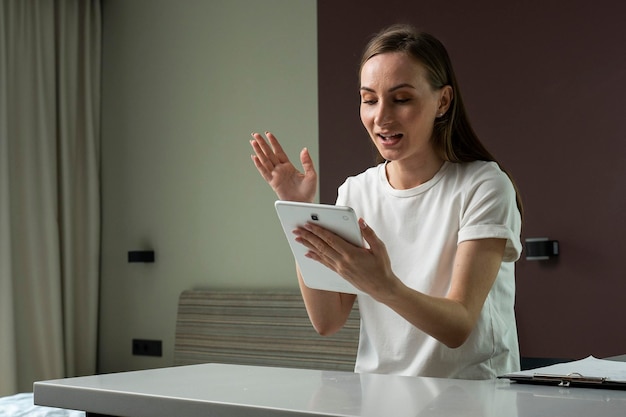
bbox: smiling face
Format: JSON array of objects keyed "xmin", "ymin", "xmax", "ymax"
[{"xmin": 359, "ymin": 52, "xmax": 451, "ymax": 169}]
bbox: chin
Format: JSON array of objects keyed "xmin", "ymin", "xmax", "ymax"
[{"xmin": 376, "ymin": 150, "xmax": 401, "ymax": 162}]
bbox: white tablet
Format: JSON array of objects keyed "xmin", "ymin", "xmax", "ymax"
[{"xmin": 274, "ymin": 201, "xmax": 364, "ymax": 294}]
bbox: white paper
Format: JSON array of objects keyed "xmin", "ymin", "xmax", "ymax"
[{"xmin": 504, "ymin": 356, "xmax": 626, "ymax": 382}]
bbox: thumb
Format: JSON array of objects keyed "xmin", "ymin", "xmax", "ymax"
[
  {"xmin": 300, "ymin": 147, "xmax": 317, "ymax": 177},
  {"xmin": 359, "ymin": 218, "xmax": 384, "ymax": 252}
]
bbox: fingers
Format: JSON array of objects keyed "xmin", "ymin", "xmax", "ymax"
[
  {"xmin": 265, "ymin": 132, "xmax": 289, "ymax": 162},
  {"xmin": 359, "ymin": 218, "xmax": 385, "ymax": 254},
  {"xmin": 250, "ymin": 132, "xmax": 316, "ymax": 178},
  {"xmin": 250, "ymin": 131, "xmax": 288, "ymax": 165},
  {"xmin": 250, "ymin": 153, "xmax": 273, "ymax": 183},
  {"xmin": 295, "ymin": 220, "xmax": 363, "ymax": 268},
  {"xmin": 250, "ymin": 132, "xmax": 279, "ymax": 170},
  {"xmin": 294, "ymin": 224, "xmax": 341, "ymax": 264},
  {"xmin": 250, "ymin": 132, "xmax": 283, "ymax": 182},
  {"xmin": 251, "ymin": 131, "xmax": 298, "ymax": 181},
  {"xmin": 298, "ymin": 219, "xmax": 394, "ymax": 298}
]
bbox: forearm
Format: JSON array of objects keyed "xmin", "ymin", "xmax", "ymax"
[
  {"xmin": 297, "ymin": 264, "xmax": 356, "ymax": 336},
  {"xmin": 373, "ymin": 239, "xmax": 506, "ymax": 349},
  {"xmin": 376, "ymin": 281, "xmax": 477, "ymax": 348}
]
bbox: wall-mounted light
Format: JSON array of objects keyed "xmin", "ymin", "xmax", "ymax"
[
  {"xmin": 128, "ymin": 250, "xmax": 155, "ymax": 263},
  {"xmin": 525, "ymin": 238, "xmax": 559, "ymax": 261}
]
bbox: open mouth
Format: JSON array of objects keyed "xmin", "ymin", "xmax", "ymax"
[{"xmin": 377, "ymin": 133, "xmax": 403, "ymax": 145}]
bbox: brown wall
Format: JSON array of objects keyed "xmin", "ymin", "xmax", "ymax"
[{"xmin": 317, "ymin": 0, "xmax": 626, "ymax": 359}]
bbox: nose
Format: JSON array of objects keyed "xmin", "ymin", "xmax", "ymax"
[{"xmin": 374, "ymin": 101, "xmax": 392, "ymax": 126}]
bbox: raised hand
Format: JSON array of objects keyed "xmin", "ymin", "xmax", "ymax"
[{"xmin": 250, "ymin": 131, "xmax": 318, "ymax": 202}]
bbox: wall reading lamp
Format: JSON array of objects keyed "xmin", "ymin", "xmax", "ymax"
[
  {"xmin": 128, "ymin": 250, "xmax": 155, "ymax": 263},
  {"xmin": 525, "ymin": 238, "xmax": 559, "ymax": 261}
]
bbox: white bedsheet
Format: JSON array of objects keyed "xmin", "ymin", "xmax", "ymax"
[{"xmin": 0, "ymin": 393, "xmax": 84, "ymax": 417}]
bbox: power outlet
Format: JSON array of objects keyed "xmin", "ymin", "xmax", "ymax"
[{"xmin": 132, "ymin": 339, "xmax": 162, "ymax": 357}]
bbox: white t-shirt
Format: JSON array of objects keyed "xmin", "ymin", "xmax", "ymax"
[{"xmin": 336, "ymin": 160, "xmax": 522, "ymax": 379}]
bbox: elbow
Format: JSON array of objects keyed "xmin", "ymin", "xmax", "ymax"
[
  {"xmin": 440, "ymin": 328, "xmax": 473, "ymax": 349},
  {"xmin": 309, "ymin": 313, "xmax": 346, "ymax": 336},
  {"xmin": 443, "ymin": 337, "xmax": 468, "ymax": 350},
  {"xmin": 312, "ymin": 321, "xmax": 342, "ymax": 337},
  {"xmin": 438, "ymin": 306, "xmax": 479, "ymax": 348}
]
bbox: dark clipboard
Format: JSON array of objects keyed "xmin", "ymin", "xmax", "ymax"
[
  {"xmin": 499, "ymin": 356, "xmax": 626, "ymax": 391},
  {"xmin": 500, "ymin": 372, "xmax": 626, "ymax": 390}
]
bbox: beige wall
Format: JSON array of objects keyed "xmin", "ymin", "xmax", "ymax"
[{"xmin": 99, "ymin": 0, "xmax": 317, "ymax": 373}]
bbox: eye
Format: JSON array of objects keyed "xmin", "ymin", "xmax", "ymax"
[
  {"xmin": 360, "ymin": 95, "xmax": 377, "ymax": 105},
  {"xmin": 360, "ymin": 90, "xmax": 378, "ymax": 105},
  {"xmin": 394, "ymin": 98, "xmax": 411, "ymax": 104}
]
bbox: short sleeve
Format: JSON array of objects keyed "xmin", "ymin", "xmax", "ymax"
[{"xmin": 457, "ymin": 166, "xmax": 522, "ymax": 262}]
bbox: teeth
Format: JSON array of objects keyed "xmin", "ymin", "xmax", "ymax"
[{"xmin": 379, "ymin": 133, "xmax": 401, "ymax": 139}]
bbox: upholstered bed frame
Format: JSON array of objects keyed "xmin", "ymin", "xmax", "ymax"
[{"xmin": 174, "ymin": 289, "xmax": 360, "ymax": 372}]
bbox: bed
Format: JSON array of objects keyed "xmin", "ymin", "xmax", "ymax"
[
  {"xmin": 1, "ymin": 288, "xmax": 360, "ymax": 416},
  {"xmin": 0, "ymin": 392, "xmax": 84, "ymax": 417}
]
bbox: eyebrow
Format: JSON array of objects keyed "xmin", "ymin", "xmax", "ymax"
[{"xmin": 359, "ymin": 83, "xmax": 416, "ymax": 93}]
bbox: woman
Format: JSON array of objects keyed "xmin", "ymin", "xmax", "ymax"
[{"xmin": 250, "ymin": 24, "xmax": 522, "ymax": 379}]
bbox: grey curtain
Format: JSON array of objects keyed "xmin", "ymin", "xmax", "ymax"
[{"xmin": 0, "ymin": 0, "xmax": 101, "ymax": 395}]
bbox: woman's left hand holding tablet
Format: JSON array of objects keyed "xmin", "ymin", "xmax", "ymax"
[{"xmin": 295, "ymin": 218, "xmax": 401, "ymax": 298}]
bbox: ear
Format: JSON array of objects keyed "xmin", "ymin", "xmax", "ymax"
[{"xmin": 437, "ymin": 85, "xmax": 453, "ymax": 116}]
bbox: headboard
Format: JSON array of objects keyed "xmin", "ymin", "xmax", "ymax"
[{"xmin": 174, "ymin": 289, "xmax": 360, "ymax": 372}]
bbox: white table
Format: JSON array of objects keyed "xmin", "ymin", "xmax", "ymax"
[{"xmin": 34, "ymin": 363, "xmax": 626, "ymax": 417}]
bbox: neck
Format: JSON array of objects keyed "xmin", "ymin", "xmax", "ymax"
[{"xmin": 385, "ymin": 156, "xmax": 445, "ymax": 190}]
